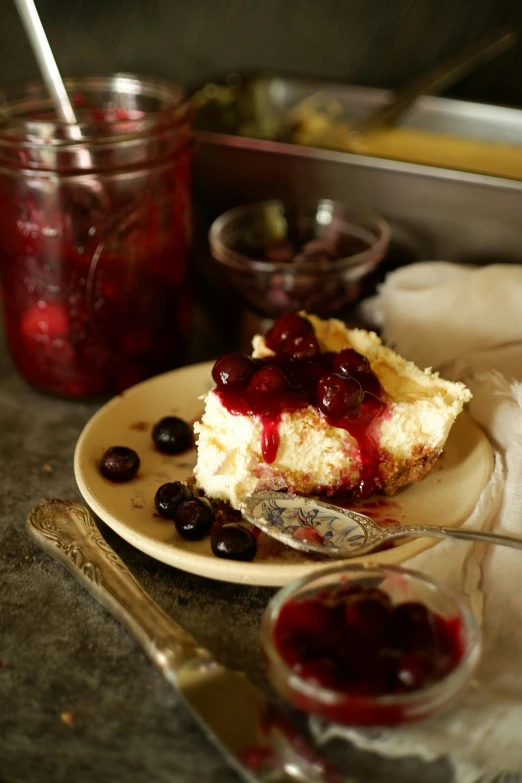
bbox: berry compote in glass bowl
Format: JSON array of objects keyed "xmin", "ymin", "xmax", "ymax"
[
  {"xmin": 209, "ymin": 200, "xmax": 390, "ymax": 320},
  {"xmin": 0, "ymin": 74, "xmax": 193, "ymax": 397},
  {"xmin": 261, "ymin": 564, "xmax": 481, "ymax": 726}
]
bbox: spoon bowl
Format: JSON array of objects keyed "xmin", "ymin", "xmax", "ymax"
[{"xmin": 240, "ymin": 491, "xmax": 522, "ymax": 557}]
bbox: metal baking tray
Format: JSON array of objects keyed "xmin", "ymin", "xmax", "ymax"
[{"xmin": 193, "ymin": 75, "xmax": 522, "ymax": 262}]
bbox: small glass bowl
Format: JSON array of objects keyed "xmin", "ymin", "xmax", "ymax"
[
  {"xmin": 208, "ymin": 200, "xmax": 390, "ymax": 318},
  {"xmin": 260, "ymin": 564, "xmax": 481, "ymax": 727}
]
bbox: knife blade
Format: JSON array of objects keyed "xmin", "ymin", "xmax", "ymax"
[{"xmin": 27, "ymin": 499, "xmax": 349, "ymax": 783}]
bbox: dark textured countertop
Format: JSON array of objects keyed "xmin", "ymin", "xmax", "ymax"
[{"xmin": 0, "ymin": 332, "xmax": 456, "ymax": 783}]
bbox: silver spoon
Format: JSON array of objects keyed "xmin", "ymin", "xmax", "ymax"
[
  {"xmin": 240, "ymin": 492, "xmax": 522, "ymax": 558},
  {"xmin": 13, "ymin": 0, "xmax": 78, "ymax": 125},
  {"xmin": 348, "ymin": 27, "xmax": 516, "ymax": 137},
  {"xmin": 12, "ymin": 0, "xmax": 100, "ymax": 183}
]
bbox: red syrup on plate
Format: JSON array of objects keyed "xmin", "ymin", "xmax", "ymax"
[
  {"xmin": 211, "ymin": 314, "xmax": 388, "ymax": 496},
  {"xmin": 272, "ymin": 584, "xmax": 464, "ymax": 725}
]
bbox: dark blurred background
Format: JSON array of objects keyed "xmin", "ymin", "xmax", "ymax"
[
  {"xmin": 2, "ymin": 0, "xmax": 521, "ymax": 355},
  {"xmin": 0, "ymin": 0, "xmax": 520, "ymax": 106}
]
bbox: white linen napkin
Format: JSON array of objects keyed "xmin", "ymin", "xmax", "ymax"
[{"xmin": 312, "ymin": 262, "xmax": 522, "ymax": 782}]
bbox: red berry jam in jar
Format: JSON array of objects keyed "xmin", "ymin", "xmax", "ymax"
[
  {"xmin": 0, "ymin": 75, "xmax": 193, "ymax": 397},
  {"xmin": 261, "ymin": 565, "xmax": 481, "ymax": 726}
]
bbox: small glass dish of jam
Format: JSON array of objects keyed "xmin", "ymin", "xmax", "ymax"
[
  {"xmin": 209, "ymin": 200, "xmax": 390, "ymax": 318},
  {"xmin": 261, "ymin": 564, "xmax": 481, "ymax": 726}
]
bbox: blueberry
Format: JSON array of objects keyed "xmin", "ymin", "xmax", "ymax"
[
  {"xmin": 154, "ymin": 482, "xmax": 193, "ymax": 519},
  {"xmin": 174, "ymin": 497, "xmax": 215, "ymax": 540},
  {"xmin": 211, "ymin": 524, "xmax": 257, "ymax": 561},
  {"xmin": 100, "ymin": 446, "xmax": 140, "ymax": 482},
  {"xmin": 152, "ymin": 416, "xmax": 193, "ymax": 454}
]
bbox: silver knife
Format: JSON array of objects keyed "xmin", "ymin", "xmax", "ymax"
[{"xmin": 27, "ymin": 499, "xmax": 348, "ymax": 783}]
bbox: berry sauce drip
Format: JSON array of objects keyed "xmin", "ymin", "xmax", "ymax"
[
  {"xmin": 272, "ymin": 584, "xmax": 464, "ymax": 723},
  {"xmin": 211, "ymin": 314, "xmax": 388, "ymax": 496}
]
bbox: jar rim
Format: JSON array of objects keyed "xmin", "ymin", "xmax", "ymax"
[{"xmin": 0, "ymin": 72, "xmax": 194, "ymax": 144}]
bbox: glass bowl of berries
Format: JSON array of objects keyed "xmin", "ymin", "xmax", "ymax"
[
  {"xmin": 209, "ymin": 200, "xmax": 390, "ymax": 318},
  {"xmin": 260, "ymin": 564, "xmax": 481, "ymax": 726}
]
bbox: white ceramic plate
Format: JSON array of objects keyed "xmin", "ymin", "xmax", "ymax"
[{"xmin": 74, "ymin": 361, "xmax": 494, "ymax": 587}]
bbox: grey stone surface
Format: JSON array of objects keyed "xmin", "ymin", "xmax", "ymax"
[
  {"xmin": 0, "ymin": 336, "xmax": 253, "ymax": 783},
  {"xmin": 0, "ymin": 332, "xmax": 457, "ymax": 783}
]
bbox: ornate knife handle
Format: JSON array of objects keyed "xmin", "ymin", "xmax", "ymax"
[
  {"xmin": 27, "ymin": 499, "xmax": 348, "ymax": 783},
  {"xmin": 27, "ymin": 499, "xmax": 206, "ymax": 681}
]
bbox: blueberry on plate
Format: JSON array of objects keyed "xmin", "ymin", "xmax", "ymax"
[
  {"xmin": 100, "ymin": 446, "xmax": 140, "ymax": 482},
  {"xmin": 154, "ymin": 482, "xmax": 193, "ymax": 519},
  {"xmin": 211, "ymin": 523, "xmax": 257, "ymax": 561},
  {"xmin": 174, "ymin": 497, "xmax": 215, "ymax": 541},
  {"xmin": 152, "ymin": 416, "xmax": 193, "ymax": 454}
]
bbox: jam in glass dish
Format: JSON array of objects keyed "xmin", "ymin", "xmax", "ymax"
[
  {"xmin": 0, "ymin": 74, "xmax": 193, "ymax": 397},
  {"xmin": 208, "ymin": 200, "xmax": 390, "ymax": 320},
  {"xmin": 261, "ymin": 564, "xmax": 481, "ymax": 726}
]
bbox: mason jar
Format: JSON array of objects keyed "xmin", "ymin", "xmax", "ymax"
[{"xmin": 0, "ymin": 73, "xmax": 193, "ymax": 397}]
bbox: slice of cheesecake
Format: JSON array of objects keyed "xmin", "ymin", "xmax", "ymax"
[{"xmin": 194, "ymin": 312, "xmax": 471, "ymax": 510}]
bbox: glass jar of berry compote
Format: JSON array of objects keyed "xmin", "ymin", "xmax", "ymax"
[{"xmin": 0, "ymin": 74, "xmax": 193, "ymax": 397}]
